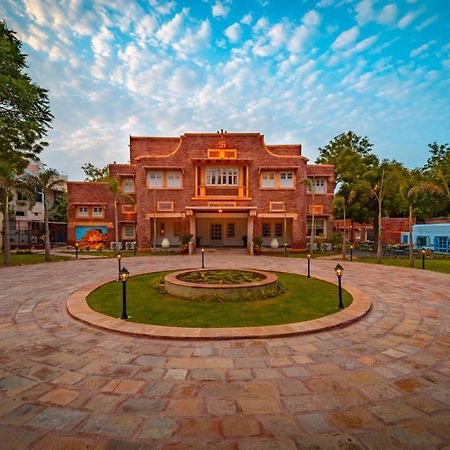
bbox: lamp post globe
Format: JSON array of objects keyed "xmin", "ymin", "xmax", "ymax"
[
  {"xmin": 201, "ymin": 248, "xmax": 205, "ymax": 269},
  {"xmin": 117, "ymin": 253, "xmax": 122, "ymax": 280},
  {"xmin": 307, "ymin": 253, "xmax": 311, "ymax": 278}
]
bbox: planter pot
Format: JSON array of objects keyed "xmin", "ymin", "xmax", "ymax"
[
  {"xmin": 161, "ymin": 238, "xmax": 170, "ymax": 249},
  {"xmin": 270, "ymin": 238, "xmax": 279, "ymax": 249}
]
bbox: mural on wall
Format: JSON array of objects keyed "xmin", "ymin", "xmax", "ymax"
[{"xmin": 75, "ymin": 226, "xmax": 107, "ymax": 249}]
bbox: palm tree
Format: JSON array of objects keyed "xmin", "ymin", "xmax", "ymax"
[
  {"xmin": 26, "ymin": 168, "xmax": 66, "ymax": 261},
  {"xmin": 0, "ymin": 159, "xmax": 34, "ymax": 264},
  {"xmin": 407, "ymin": 182, "xmax": 445, "ymax": 267},
  {"xmin": 370, "ymin": 169, "xmax": 385, "ymax": 264},
  {"xmin": 107, "ymin": 177, "xmax": 135, "ymax": 252}
]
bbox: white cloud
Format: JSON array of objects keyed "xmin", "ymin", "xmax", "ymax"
[
  {"xmin": 302, "ymin": 10, "xmax": 321, "ymax": 27},
  {"xmin": 253, "ymin": 17, "xmax": 269, "ymax": 32},
  {"xmin": 241, "ymin": 13, "xmax": 252, "ymax": 25},
  {"xmin": 224, "ymin": 23, "xmax": 241, "ymax": 43},
  {"xmin": 135, "ymin": 15, "xmax": 157, "ymax": 45},
  {"xmin": 287, "ymin": 25, "xmax": 309, "ymax": 53},
  {"xmin": 377, "ymin": 4, "xmax": 398, "ymax": 25},
  {"xmin": 332, "ymin": 26, "xmax": 359, "ymax": 49},
  {"xmin": 268, "ymin": 23, "xmax": 286, "ymax": 47},
  {"xmin": 91, "ymin": 26, "xmax": 114, "ymax": 56},
  {"xmin": 343, "ymin": 35, "xmax": 378, "ymax": 57},
  {"xmin": 410, "ymin": 41, "xmax": 435, "ymax": 58},
  {"xmin": 48, "ymin": 44, "xmax": 65, "ymax": 61},
  {"xmin": 23, "ymin": 0, "xmax": 47, "ymax": 25},
  {"xmin": 398, "ymin": 10, "xmax": 420, "ymax": 29},
  {"xmin": 24, "ymin": 25, "xmax": 49, "ymax": 52},
  {"xmin": 212, "ymin": 1, "xmax": 229, "ymax": 18},
  {"xmin": 150, "ymin": 0, "xmax": 176, "ymax": 15},
  {"xmin": 355, "ymin": 0, "xmax": 374, "ymax": 25},
  {"xmin": 156, "ymin": 9, "xmax": 187, "ymax": 45},
  {"xmin": 172, "ymin": 20, "xmax": 211, "ymax": 58},
  {"xmin": 416, "ymin": 15, "xmax": 438, "ymax": 31}
]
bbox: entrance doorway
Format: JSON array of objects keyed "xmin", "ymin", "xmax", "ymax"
[{"xmin": 210, "ymin": 223, "xmax": 222, "ymax": 245}]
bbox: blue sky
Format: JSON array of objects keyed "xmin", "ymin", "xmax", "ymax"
[{"xmin": 2, "ymin": 0, "xmax": 449, "ymax": 180}]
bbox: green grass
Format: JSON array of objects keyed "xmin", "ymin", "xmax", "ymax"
[
  {"xmin": 0, "ymin": 253, "xmax": 72, "ymax": 266},
  {"xmin": 355, "ymin": 256, "xmax": 450, "ymax": 274},
  {"xmin": 87, "ymin": 271, "xmax": 352, "ymax": 328}
]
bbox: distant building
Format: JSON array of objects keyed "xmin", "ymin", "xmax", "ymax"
[
  {"xmin": 0, "ymin": 162, "xmax": 67, "ymax": 250},
  {"xmin": 67, "ymin": 132, "xmax": 335, "ymax": 252},
  {"xmin": 411, "ymin": 223, "xmax": 450, "ymax": 253}
]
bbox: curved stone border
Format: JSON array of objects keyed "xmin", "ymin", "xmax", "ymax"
[
  {"xmin": 165, "ymin": 269, "xmax": 277, "ymax": 300},
  {"xmin": 66, "ymin": 269, "xmax": 372, "ymax": 340}
]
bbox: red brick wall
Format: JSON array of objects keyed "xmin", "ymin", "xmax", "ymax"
[{"xmin": 68, "ymin": 133, "xmax": 335, "ymax": 250}]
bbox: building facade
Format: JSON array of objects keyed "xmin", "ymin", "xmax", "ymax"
[
  {"xmin": 67, "ymin": 132, "xmax": 334, "ymax": 252},
  {"xmin": 1, "ymin": 161, "xmax": 67, "ymax": 250}
]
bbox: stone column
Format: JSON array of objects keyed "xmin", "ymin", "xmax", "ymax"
[
  {"xmin": 247, "ymin": 214, "xmax": 254, "ymax": 255},
  {"xmin": 189, "ymin": 214, "xmax": 196, "ymax": 255}
]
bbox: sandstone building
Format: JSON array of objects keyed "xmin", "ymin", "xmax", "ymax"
[{"xmin": 67, "ymin": 132, "xmax": 334, "ymax": 252}]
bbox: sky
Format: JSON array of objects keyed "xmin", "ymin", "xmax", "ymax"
[{"xmin": 2, "ymin": 0, "xmax": 449, "ymax": 180}]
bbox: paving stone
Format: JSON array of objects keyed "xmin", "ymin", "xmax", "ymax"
[
  {"xmin": 117, "ymin": 398, "xmax": 166, "ymax": 416},
  {"xmin": 2, "ymin": 402, "xmax": 42, "ymax": 426},
  {"xmin": 207, "ymin": 399, "xmax": 238, "ymax": 416},
  {"xmin": 238, "ymin": 439, "xmax": 297, "ymax": 450},
  {"xmin": 369, "ymin": 401, "xmax": 423, "ymax": 424},
  {"xmin": 222, "ymin": 415, "xmax": 260, "ymax": 437},
  {"xmin": 327, "ymin": 408, "xmax": 382, "ymax": 430},
  {"xmin": 166, "ymin": 398, "xmax": 203, "ymax": 416},
  {"xmin": 138, "ymin": 417, "xmax": 176, "ymax": 440},
  {"xmin": 80, "ymin": 413, "xmax": 142, "ymax": 437},
  {"xmin": 259, "ymin": 415, "xmax": 302, "ymax": 437},
  {"xmin": 297, "ymin": 413, "xmax": 334, "ymax": 433},
  {"xmin": 177, "ymin": 418, "xmax": 221, "ymax": 439},
  {"xmin": 39, "ymin": 387, "xmax": 80, "ymax": 406},
  {"xmin": 0, "ymin": 423, "xmax": 42, "ymax": 450},
  {"xmin": 28, "ymin": 406, "xmax": 87, "ymax": 431},
  {"xmin": 239, "ymin": 397, "xmax": 281, "ymax": 415},
  {"xmin": 32, "ymin": 433, "xmax": 93, "ymax": 450}
]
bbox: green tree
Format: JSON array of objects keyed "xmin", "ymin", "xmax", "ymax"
[
  {"xmin": 0, "ymin": 20, "xmax": 52, "ymax": 164},
  {"xmin": 25, "ymin": 168, "xmax": 65, "ymax": 261},
  {"xmin": 0, "ymin": 156, "xmax": 34, "ymax": 264},
  {"xmin": 333, "ymin": 189, "xmax": 356, "ymax": 259},
  {"xmin": 49, "ymin": 191, "xmax": 67, "ymax": 223},
  {"xmin": 81, "ymin": 163, "xmax": 109, "ymax": 181}
]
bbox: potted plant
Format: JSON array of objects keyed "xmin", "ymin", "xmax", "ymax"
[
  {"xmin": 179, "ymin": 233, "xmax": 193, "ymax": 254},
  {"xmin": 253, "ymin": 235, "xmax": 263, "ymax": 255}
]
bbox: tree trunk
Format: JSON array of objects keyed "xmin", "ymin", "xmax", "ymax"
[
  {"xmin": 408, "ymin": 202, "xmax": 414, "ymax": 267},
  {"xmin": 376, "ymin": 201, "xmax": 382, "ymax": 263},
  {"xmin": 153, "ymin": 190, "xmax": 157, "ymax": 251},
  {"xmin": 310, "ymin": 211, "xmax": 315, "ymax": 254},
  {"xmin": 114, "ymin": 199, "xmax": 119, "ymax": 252},
  {"xmin": 44, "ymin": 194, "xmax": 51, "ymax": 261},
  {"xmin": 3, "ymin": 193, "xmax": 11, "ymax": 265},
  {"xmin": 342, "ymin": 207, "xmax": 347, "ymax": 260}
]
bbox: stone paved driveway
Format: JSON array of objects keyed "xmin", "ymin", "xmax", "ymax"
[{"xmin": 0, "ymin": 253, "xmax": 449, "ymax": 449}]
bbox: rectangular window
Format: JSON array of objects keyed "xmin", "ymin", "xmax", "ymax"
[
  {"xmin": 122, "ymin": 224, "xmax": 135, "ymax": 239},
  {"xmin": 77, "ymin": 207, "xmax": 89, "ymax": 218},
  {"xmin": 275, "ymin": 223, "xmax": 283, "ymax": 237},
  {"xmin": 227, "ymin": 223, "xmax": 235, "ymax": 238},
  {"xmin": 206, "ymin": 168, "xmax": 238, "ymax": 186},
  {"xmin": 147, "ymin": 170, "xmax": 163, "ymax": 188},
  {"xmin": 16, "ymin": 211, "xmax": 25, "ymax": 217},
  {"xmin": 167, "ymin": 171, "xmax": 182, "ymax": 188},
  {"xmin": 280, "ymin": 172, "xmax": 294, "ymax": 188},
  {"xmin": 307, "ymin": 219, "xmax": 325, "ymax": 236},
  {"xmin": 122, "ymin": 178, "xmax": 135, "ymax": 193},
  {"xmin": 173, "ymin": 222, "xmax": 182, "ymax": 237},
  {"xmin": 262, "ymin": 223, "xmax": 271, "ymax": 237},
  {"xmin": 416, "ymin": 236, "xmax": 429, "ymax": 247},
  {"xmin": 35, "ymin": 191, "xmax": 43, "ymax": 203},
  {"xmin": 92, "ymin": 207, "xmax": 103, "ymax": 218},
  {"xmin": 310, "ymin": 179, "xmax": 326, "ymax": 193},
  {"xmin": 261, "ymin": 172, "xmax": 276, "ymax": 188}
]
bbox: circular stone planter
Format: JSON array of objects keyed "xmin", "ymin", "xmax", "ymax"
[{"xmin": 164, "ymin": 269, "xmax": 278, "ymax": 301}]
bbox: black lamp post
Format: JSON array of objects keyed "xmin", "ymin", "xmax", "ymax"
[
  {"xmin": 307, "ymin": 253, "xmax": 311, "ymax": 278},
  {"xmin": 119, "ymin": 266, "xmax": 129, "ymax": 320},
  {"xmin": 350, "ymin": 244, "xmax": 353, "ymax": 262},
  {"xmin": 284, "ymin": 242, "xmax": 287, "ymax": 257},
  {"xmin": 75, "ymin": 242, "xmax": 79, "ymax": 260},
  {"xmin": 201, "ymin": 248, "xmax": 205, "ymax": 269},
  {"xmin": 335, "ymin": 263, "xmax": 344, "ymax": 309},
  {"xmin": 421, "ymin": 248, "xmax": 426, "ymax": 270},
  {"xmin": 117, "ymin": 253, "xmax": 122, "ymax": 280}
]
